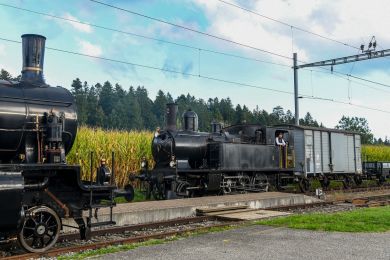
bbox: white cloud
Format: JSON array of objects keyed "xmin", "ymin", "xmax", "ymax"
[
  {"xmin": 78, "ymin": 40, "xmax": 102, "ymax": 56},
  {"xmin": 63, "ymin": 13, "xmax": 92, "ymax": 33},
  {"xmin": 193, "ymin": 0, "xmax": 390, "ymax": 62}
]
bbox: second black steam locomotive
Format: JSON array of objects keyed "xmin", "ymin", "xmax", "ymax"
[{"xmin": 138, "ymin": 103, "xmax": 365, "ymax": 199}]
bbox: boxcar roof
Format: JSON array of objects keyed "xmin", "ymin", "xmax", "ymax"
[{"xmin": 273, "ymin": 124, "xmax": 360, "ymax": 135}]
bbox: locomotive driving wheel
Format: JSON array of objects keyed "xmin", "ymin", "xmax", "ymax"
[{"xmin": 18, "ymin": 206, "xmax": 61, "ymax": 253}]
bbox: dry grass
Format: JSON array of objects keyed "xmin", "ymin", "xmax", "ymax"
[{"xmin": 66, "ymin": 127, "xmax": 154, "ymax": 187}]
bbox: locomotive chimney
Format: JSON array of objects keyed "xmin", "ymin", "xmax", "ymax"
[
  {"xmin": 166, "ymin": 103, "xmax": 178, "ymax": 131},
  {"xmin": 20, "ymin": 34, "xmax": 46, "ymax": 84}
]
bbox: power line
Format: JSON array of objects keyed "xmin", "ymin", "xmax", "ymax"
[
  {"xmin": 0, "ymin": 37, "xmax": 292, "ymax": 95},
  {"xmin": 307, "ymin": 68, "xmax": 390, "ymax": 94},
  {"xmin": 300, "ymin": 95, "xmax": 390, "ymax": 114},
  {"xmin": 0, "ymin": 3, "xmax": 290, "ymax": 68},
  {"xmin": 216, "ymin": 0, "xmax": 360, "ymax": 50},
  {"xmin": 4, "ymin": 2, "xmax": 386, "ymax": 91},
  {"xmin": 1, "ymin": 36, "xmax": 389, "ymax": 114},
  {"xmin": 88, "ymin": 0, "xmax": 292, "ymax": 60},
  {"xmin": 316, "ymin": 66, "xmax": 390, "ymax": 89}
]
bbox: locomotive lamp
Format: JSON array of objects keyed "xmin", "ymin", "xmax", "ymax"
[
  {"xmin": 169, "ymin": 156, "xmax": 176, "ymax": 168},
  {"xmin": 140, "ymin": 156, "xmax": 148, "ymax": 169}
]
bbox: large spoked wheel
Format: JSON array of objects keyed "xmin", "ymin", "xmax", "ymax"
[
  {"xmin": 320, "ymin": 176, "xmax": 330, "ymax": 190},
  {"xmin": 354, "ymin": 176, "xmax": 363, "ymax": 186},
  {"xmin": 377, "ymin": 175, "xmax": 386, "ymax": 186},
  {"xmin": 18, "ymin": 206, "xmax": 61, "ymax": 253},
  {"xmin": 343, "ymin": 176, "xmax": 352, "ymax": 189},
  {"xmin": 298, "ymin": 178, "xmax": 310, "ymax": 193}
]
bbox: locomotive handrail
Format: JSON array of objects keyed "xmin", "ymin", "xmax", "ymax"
[
  {"xmin": 0, "ymin": 96, "xmax": 73, "ymax": 106},
  {"xmin": 24, "ymin": 177, "xmax": 49, "ymax": 190}
]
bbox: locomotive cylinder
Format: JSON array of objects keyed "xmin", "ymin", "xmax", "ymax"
[{"xmin": 0, "ymin": 34, "xmax": 77, "ymax": 163}]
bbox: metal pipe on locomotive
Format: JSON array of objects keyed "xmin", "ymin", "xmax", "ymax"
[{"xmin": 0, "ymin": 34, "xmax": 131, "ymax": 253}]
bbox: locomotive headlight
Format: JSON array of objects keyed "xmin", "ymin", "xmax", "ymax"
[
  {"xmin": 169, "ymin": 160, "xmax": 176, "ymax": 168},
  {"xmin": 140, "ymin": 157, "xmax": 148, "ymax": 169},
  {"xmin": 169, "ymin": 156, "xmax": 176, "ymax": 168}
]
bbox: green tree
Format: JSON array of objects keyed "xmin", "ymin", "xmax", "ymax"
[
  {"xmin": 153, "ymin": 90, "xmax": 170, "ymax": 128},
  {"xmin": 135, "ymin": 86, "xmax": 157, "ymax": 130},
  {"xmin": 299, "ymin": 112, "xmax": 319, "ymax": 127},
  {"xmin": 336, "ymin": 116, "xmax": 374, "ymax": 144},
  {"xmin": 0, "ymin": 69, "xmax": 12, "ymax": 80},
  {"xmin": 70, "ymin": 78, "xmax": 88, "ymax": 125}
]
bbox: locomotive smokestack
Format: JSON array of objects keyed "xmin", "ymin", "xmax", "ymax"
[
  {"xmin": 166, "ymin": 103, "xmax": 178, "ymax": 131},
  {"xmin": 20, "ymin": 34, "xmax": 46, "ymax": 84}
]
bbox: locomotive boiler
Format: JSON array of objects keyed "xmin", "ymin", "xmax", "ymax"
[{"xmin": 0, "ymin": 34, "xmax": 127, "ymax": 253}]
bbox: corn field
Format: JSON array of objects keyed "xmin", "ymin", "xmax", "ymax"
[
  {"xmin": 66, "ymin": 127, "xmax": 154, "ymax": 188},
  {"xmin": 67, "ymin": 127, "xmax": 390, "ymax": 188},
  {"xmin": 362, "ymin": 145, "xmax": 390, "ymax": 162}
]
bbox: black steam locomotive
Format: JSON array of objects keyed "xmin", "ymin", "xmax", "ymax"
[
  {"xmin": 0, "ymin": 34, "xmax": 129, "ymax": 252},
  {"xmin": 138, "ymin": 103, "xmax": 365, "ymax": 199},
  {"xmin": 138, "ymin": 103, "xmax": 293, "ymax": 199}
]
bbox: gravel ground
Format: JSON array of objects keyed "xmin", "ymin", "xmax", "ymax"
[{"xmin": 96, "ymin": 225, "xmax": 390, "ymax": 260}]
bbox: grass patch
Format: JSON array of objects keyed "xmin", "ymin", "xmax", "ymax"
[
  {"xmin": 57, "ymin": 224, "xmax": 237, "ymax": 259},
  {"xmin": 114, "ymin": 189, "xmax": 146, "ymax": 203},
  {"xmin": 256, "ymin": 206, "xmax": 390, "ymax": 232},
  {"xmin": 57, "ymin": 238, "xmax": 175, "ymax": 260}
]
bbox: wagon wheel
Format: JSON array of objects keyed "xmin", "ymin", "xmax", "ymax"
[
  {"xmin": 354, "ymin": 176, "xmax": 363, "ymax": 186},
  {"xmin": 298, "ymin": 178, "xmax": 310, "ymax": 193},
  {"xmin": 18, "ymin": 206, "xmax": 61, "ymax": 253},
  {"xmin": 320, "ymin": 176, "xmax": 330, "ymax": 190},
  {"xmin": 152, "ymin": 183, "xmax": 166, "ymax": 200},
  {"xmin": 377, "ymin": 176, "xmax": 386, "ymax": 186},
  {"xmin": 123, "ymin": 184, "xmax": 135, "ymax": 202},
  {"xmin": 342, "ymin": 176, "xmax": 352, "ymax": 189}
]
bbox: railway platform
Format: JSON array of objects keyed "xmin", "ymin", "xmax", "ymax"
[{"xmin": 69, "ymin": 192, "xmax": 320, "ymax": 228}]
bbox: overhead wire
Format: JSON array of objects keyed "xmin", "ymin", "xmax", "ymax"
[
  {"xmin": 210, "ymin": 1, "xmax": 390, "ymax": 91},
  {"xmin": 0, "ymin": 37, "xmax": 292, "ymax": 95},
  {"xmin": 87, "ymin": 0, "xmax": 293, "ymax": 60},
  {"xmin": 1, "ymin": 36, "xmax": 389, "ymax": 114},
  {"xmin": 0, "ymin": 3, "xmax": 291, "ymax": 68},
  {"xmin": 2, "ymin": 2, "xmax": 388, "ymax": 90},
  {"xmin": 216, "ymin": 0, "xmax": 361, "ymax": 50},
  {"xmin": 86, "ymin": 0, "xmax": 390, "ymax": 91}
]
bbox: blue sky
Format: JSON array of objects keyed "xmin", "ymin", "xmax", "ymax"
[{"xmin": 0, "ymin": 0, "xmax": 389, "ymax": 138}]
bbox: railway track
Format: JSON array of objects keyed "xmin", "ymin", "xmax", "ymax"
[
  {"xmin": 2, "ymin": 216, "xmax": 238, "ymax": 260},
  {"xmin": 4, "ymin": 187, "xmax": 390, "ymax": 259}
]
